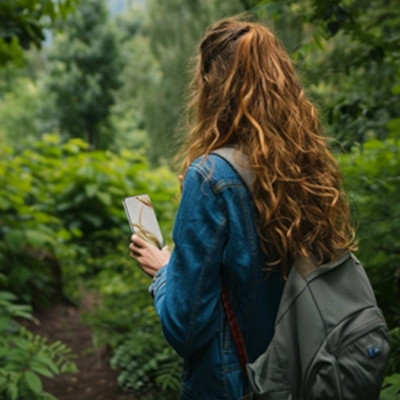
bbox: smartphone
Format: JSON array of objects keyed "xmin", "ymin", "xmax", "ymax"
[{"xmin": 122, "ymin": 194, "xmax": 164, "ymax": 249}]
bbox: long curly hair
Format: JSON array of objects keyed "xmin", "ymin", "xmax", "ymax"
[{"xmin": 178, "ymin": 17, "xmax": 356, "ymax": 272}]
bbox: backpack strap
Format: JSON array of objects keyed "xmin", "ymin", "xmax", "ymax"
[
  {"xmin": 211, "ymin": 147, "xmax": 254, "ymax": 192},
  {"xmin": 221, "ymin": 284, "xmax": 249, "ymax": 376},
  {"xmin": 212, "ymin": 147, "xmax": 252, "ymax": 376},
  {"xmin": 293, "ymin": 255, "xmax": 318, "ymax": 277}
]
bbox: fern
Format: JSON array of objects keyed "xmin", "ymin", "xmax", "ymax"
[
  {"xmin": 154, "ymin": 349, "xmax": 182, "ymax": 392},
  {"xmin": 387, "ymin": 328, "xmax": 400, "ymax": 376},
  {"xmin": 110, "ymin": 330, "xmax": 181, "ymax": 398},
  {"xmin": 380, "ymin": 374, "xmax": 400, "ymax": 400},
  {"xmin": 0, "ymin": 292, "xmax": 77, "ymax": 400},
  {"xmin": 0, "ymin": 327, "xmax": 78, "ymax": 400}
]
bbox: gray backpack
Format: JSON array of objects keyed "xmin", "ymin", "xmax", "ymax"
[{"xmin": 212, "ymin": 147, "xmax": 391, "ymax": 400}]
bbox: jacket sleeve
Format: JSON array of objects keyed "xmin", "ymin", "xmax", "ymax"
[{"xmin": 149, "ymin": 163, "xmax": 227, "ymax": 358}]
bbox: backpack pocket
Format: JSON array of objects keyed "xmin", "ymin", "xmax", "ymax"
[
  {"xmin": 305, "ymin": 308, "xmax": 390, "ymax": 400},
  {"xmin": 335, "ymin": 324, "xmax": 390, "ymax": 399}
]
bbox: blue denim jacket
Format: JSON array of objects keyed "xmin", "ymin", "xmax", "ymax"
[{"xmin": 149, "ymin": 154, "xmax": 284, "ymax": 400}]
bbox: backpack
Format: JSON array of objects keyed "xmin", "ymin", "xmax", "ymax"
[{"xmin": 212, "ymin": 147, "xmax": 391, "ymax": 400}]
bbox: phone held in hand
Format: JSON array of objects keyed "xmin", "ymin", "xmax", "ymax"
[{"xmin": 122, "ymin": 194, "xmax": 164, "ymax": 249}]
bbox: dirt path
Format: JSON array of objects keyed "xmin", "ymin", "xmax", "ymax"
[{"xmin": 25, "ymin": 299, "xmax": 137, "ymax": 400}]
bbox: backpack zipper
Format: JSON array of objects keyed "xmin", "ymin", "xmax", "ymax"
[{"xmin": 333, "ymin": 319, "xmax": 388, "ymax": 357}]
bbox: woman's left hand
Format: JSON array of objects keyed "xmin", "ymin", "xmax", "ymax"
[{"xmin": 129, "ymin": 234, "xmax": 171, "ymax": 277}]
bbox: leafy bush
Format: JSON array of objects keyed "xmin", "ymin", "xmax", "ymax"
[
  {"xmin": 340, "ymin": 138, "xmax": 400, "ymax": 324},
  {"xmin": 0, "ymin": 137, "xmax": 84, "ymax": 305},
  {"xmin": 0, "ymin": 133, "xmax": 181, "ymax": 397},
  {"xmin": 387, "ymin": 328, "xmax": 400, "ymax": 376},
  {"xmin": 0, "ymin": 133, "xmax": 178, "ymax": 299},
  {"xmin": 0, "ymin": 291, "xmax": 77, "ymax": 400},
  {"xmin": 111, "ymin": 332, "xmax": 182, "ymax": 398},
  {"xmin": 381, "ymin": 373, "xmax": 400, "ymax": 400},
  {"xmin": 86, "ymin": 273, "xmax": 182, "ymax": 398}
]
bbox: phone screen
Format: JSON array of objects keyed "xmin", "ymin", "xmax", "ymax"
[{"xmin": 122, "ymin": 194, "xmax": 164, "ymax": 249}]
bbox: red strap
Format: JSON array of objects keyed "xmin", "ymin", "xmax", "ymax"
[{"xmin": 221, "ymin": 284, "xmax": 249, "ymax": 376}]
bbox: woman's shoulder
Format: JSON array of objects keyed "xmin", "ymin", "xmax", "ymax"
[{"xmin": 188, "ymin": 153, "xmax": 245, "ymax": 190}]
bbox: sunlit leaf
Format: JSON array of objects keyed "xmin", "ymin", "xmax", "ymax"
[{"xmin": 24, "ymin": 371, "xmax": 43, "ymax": 393}]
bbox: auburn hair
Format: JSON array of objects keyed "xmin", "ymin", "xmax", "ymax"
[{"xmin": 177, "ymin": 17, "xmax": 356, "ymax": 272}]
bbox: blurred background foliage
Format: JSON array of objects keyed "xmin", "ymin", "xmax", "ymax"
[{"xmin": 0, "ymin": 0, "xmax": 399, "ymax": 398}]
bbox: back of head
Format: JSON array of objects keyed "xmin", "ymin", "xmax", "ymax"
[
  {"xmin": 180, "ymin": 17, "xmax": 356, "ymax": 272},
  {"xmin": 186, "ymin": 17, "xmax": 303, "ymax": 152}
]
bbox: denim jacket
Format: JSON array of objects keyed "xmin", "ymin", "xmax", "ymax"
[{"xmin": 149, "ymin": 154, "xmax": 284, "ymax": 400}]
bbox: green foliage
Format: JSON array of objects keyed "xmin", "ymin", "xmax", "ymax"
[
  {"xmin": 340, "ymin": 138, "xmax": 400, "ymax": 324},
  {"xmin": 388, "ymin": 328, "xmax": 400, "ymax": 376},
  {"xmin": 82, "ymin": 217, "xmax": 181, "ymax": 397},
  {"xmin": 46, "ymin": 0, "xmax": 122, "ymax": 148},
  {"xmin": 253, "ymin": 0, "xmax": 400, "ymax": 149},
  {"xmin": 380, "ymin": 328, "xmax": 400, "ymax": 398},
  {"xmin": 0, "ymin": 328, "xmax": 78, "ymax": 400},
  {"xmin": 0, "ymin": 133, "xmax": 180, "ymax": 396},
  {"xmin": 0, "ymin": 77, "xmax": 44, "ymax": 147},
  {"xmin": 111, "ymin": 332, "xmax": 182, "ymax": 398},
  {"xmin": 0, "ymin": 136, "xmax": 83, "ymax": 305},
  {"xmin": 0, "ymin": 133, "xmax": 179, "ymax": 302},
  {"xmin": 109, "ymin": 11, "xmax": 157, "ymax": 153},
  {"xmin": 0, "ymin": 0, "xmax": 79, "ymax": 67},
  {"xmin": 381, "ymin": 373, "xmax": 400, "ymax": 400},
  {"xmin": 85, "ymin": 264, "xmax": 182, "ymax": 397},
  {"xmin": 0, "ymin": 291, "xmax": 77, "ymax": 400},
  {"xmin": 0, "ymin": 291, "xmax": 33, "ymax": 329}
]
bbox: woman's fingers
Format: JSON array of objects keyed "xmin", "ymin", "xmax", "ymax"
[
  {"xmin": 131, "ymin": 234, "xmax": 146, "ymax": 248},
  {"xmin": 129, "ymin": 248, "xmax": 141, "ymax": 258},
  {"xmin": 129, "ymin": 234, "xmax": 146, "ymax": 259},
  {"xmin": 129, "ymin": 234, "xmax": 171, "ymax": 277}
]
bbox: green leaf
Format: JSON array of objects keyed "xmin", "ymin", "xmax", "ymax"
[
  {"xmin": 85, "ymin": 183, "xmax": 98, "ymax": 197},
  {"xmin": 0, "ymin": 374, "xmax": 7, "ymax": 391},
  {"xmin": 12, "ymin": 337, "xmax": 29, "ymax": 350},
  {"xmin": 6, "ymin": 383, "xmax": 18, "ymax": 400},
  {"xmin": 392, "ymin": 85, "xmax": 400, "ymax": 95},
  {"xmin": 97, "ymin": 192, "xmax": 112, "ymax": 206},
  {"xmin": 0, "ymin": 196, "xmax": 11, "ymax": 210},
  {"xmin": 29, "ymin": 362, "xmax": 55, "ymax": 378},
  {"xmin": 24, "ymin": 371, "xmax": 43, "ymax": 393},
  {"xmin": 83, "ymin": 213, "xmax": 103, "ymax": 227},
  {"xmin": 0, "ymin": 273, "xmax": 7, "ymax": 285},
  {"xmin": 387, "ymin": 118, "xmax": 400, "ymax": 139},
  {"xmin": 34, "ymin": 355, "xmax": 59, "ymax": 375},
  {"xmin": 381, "ymin": 383, "xmax": 400, "ymax": 399},
  {"xmin": 4, "ymin": 229, "xmax": 25, "ymax": 250},
  {"xmin": 0, "ymin": 316, "xmax": 11, "ymax": 331},
  {"xmin": 25, "ymin": 229, "xmax": 56, "ymax": 246},
  {"xmin": 0, "ymin": 292, "xmax": 18, "ymax": 302}
]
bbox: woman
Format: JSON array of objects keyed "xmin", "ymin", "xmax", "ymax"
[{"xmin": 129, "ymin": 17, "xmax": 355, "ymax": 400}]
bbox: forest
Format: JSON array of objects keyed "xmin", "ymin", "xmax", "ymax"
[{"xmin": 0, "ymin": 0, "xmax": 399, "ymax": 399}]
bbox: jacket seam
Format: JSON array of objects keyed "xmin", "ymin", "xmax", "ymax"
[{"xmin": 184, "ymin": 193, "xmax": 227, "ymax": 358}]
